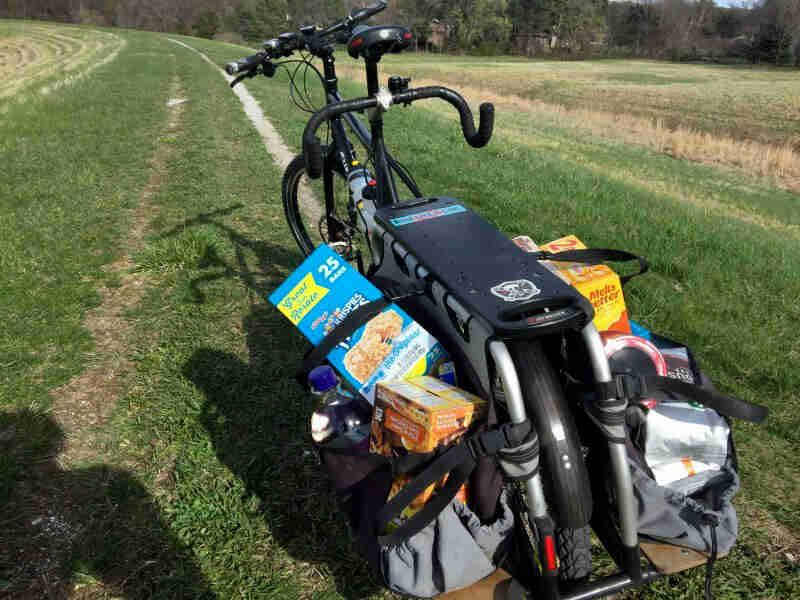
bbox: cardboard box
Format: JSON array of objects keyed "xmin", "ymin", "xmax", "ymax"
[
  {"xmin": 513, "ymin": 234, "xmax": 631, "ymax": 333},
  {"xmin": 384, "ymin": 473, "xmax": 468, "ymax": 532},
  {"xmin": 269, "ymin": 245, "xmax": 450, "ymax": 404},
  {"xmin": 370, "ymin": 376, "xmax": 487, "ymax": 455}
]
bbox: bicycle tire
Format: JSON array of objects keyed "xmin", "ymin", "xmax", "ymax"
[
  {"xmin": 507, "ymin": 339, "xmax": 593, "ymax": 529},
  {"xmin": 282, "ymin": 153, "xmax": 421, "ymax": 259},
  {"xmin": 556, "ymin": 525, "xmax": 592, "ymax": 582},
  {"xmin": 282, "ymin": 154, "xmax": 333, "ymax": 257}
]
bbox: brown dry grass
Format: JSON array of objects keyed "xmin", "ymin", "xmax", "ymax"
[
  {"xmin": 0, "ymin": 23, "xmax": 122, "ymax": 99},
  {"xmin": 335, "ymin": 62, "xmax": 800, "ymax": 192}
]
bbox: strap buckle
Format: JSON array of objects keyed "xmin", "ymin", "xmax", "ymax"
[
  {"xmin": 615, "ymin": 373, "xmax": 646, "ymax": 401},
  {"xmin": 465, "ymin": 421, "xmax": 533, "ymax": 460},
  {"xmin": 466, "ymin": 427, "xmax": 509, "ymax": 460}
]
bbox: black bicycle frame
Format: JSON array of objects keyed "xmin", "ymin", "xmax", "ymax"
[{"xmin": 316, "ymin": 47, "xmax": 409, "ymax": 222}]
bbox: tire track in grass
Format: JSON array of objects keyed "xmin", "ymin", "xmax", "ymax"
[
  {"xmin": 0, "ymin": 25, "xmax": 122, "ymax": 99},
  {"xmin": 168, "ymin": 38, "xmax": 323, "ymax": 226},
  {"xmin": 40, "ymin": 32, "xmax": 125, "ymax": 96},
  {"xmin": 49, "ymin": 77, "xmax": 186, "ymax": 467}
]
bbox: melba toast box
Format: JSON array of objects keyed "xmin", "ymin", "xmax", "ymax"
[
  {"xmin": 370, "ymin": 376, "xmax": 487, "ymax": 454},
  {"xmin": 513, "ymin": 234, "xmax": 631, "ymax": 333},
  {"xmin": 269, "ymin": 245, "xmax": 449, "ymax": 403}
]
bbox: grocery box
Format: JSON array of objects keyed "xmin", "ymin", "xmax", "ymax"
[
  {"xmin": 512, "ymin": 234, "xmax": 631, "ymax": 333},
  {"xmin": 384, "ymin": 474, "xmax": 467, "ymax": 532},
  {"xmin": 370, "ymin": 376, "xmax": 487, "ymax": 455},
  {"xmin": 269, "ymin": 245, "xmax": 450, "ymax": 404}
]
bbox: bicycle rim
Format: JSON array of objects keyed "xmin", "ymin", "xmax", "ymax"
[{"xmin": 282, "ymin": 154, "xmax": 340, "ymax": 256}]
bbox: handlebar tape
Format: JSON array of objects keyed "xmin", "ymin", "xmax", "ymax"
[
  {"xmin": 302, "ymin": 87, "xmax": 495, "ymax": 179},
  {"xmin": 303, "ymin": 97, "xmax": 377, "ymax": 179},
  {"xmin": 224, "ymin": 52, "xmax": 264, "ymax": 75},
  {"xmin": 395, "ymin": 87, "xmax": 494, "ymax": 149}
]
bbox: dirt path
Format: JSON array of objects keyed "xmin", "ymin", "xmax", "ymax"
[{"xmin": 49, "ymin": 78, "xmax": 186, "ymax": 467}]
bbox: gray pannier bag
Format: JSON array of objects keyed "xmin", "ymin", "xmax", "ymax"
[
  {"xmin": 615, "ymin": 336, "xmax": 767, "ymax": 597},
  {"xmin": 626, "ymin": 393, "xmax": 740, "ymax": 555},
  {"xmin": 381, "ymin": 491, "xmax": 514, "ymax": 597}
]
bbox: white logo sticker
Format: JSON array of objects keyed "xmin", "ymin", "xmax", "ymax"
[{"xmin": 490, "ymin": 279, "xmax": 541, "ymax": 302}]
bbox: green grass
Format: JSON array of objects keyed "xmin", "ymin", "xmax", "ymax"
[{"xmin": 1, "ymin": 23, "xmax": 798, "ymax": 599}]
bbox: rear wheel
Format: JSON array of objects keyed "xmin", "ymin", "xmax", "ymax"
[
  {"xmin": 556, "ymin": 526, "xmax": 592, "ymax": 582},
  {"xmin": 507, "ymin": 339, "xmax": 593, "ymax": 580}
]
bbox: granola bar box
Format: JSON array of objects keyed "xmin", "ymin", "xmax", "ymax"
[
  {"xmin": 268, "ymin": 244, "xmax": 449, "ymax": 404},
  {"xmin": 370, "ymin": 376, "xmax": 487, "ymax": 454}
]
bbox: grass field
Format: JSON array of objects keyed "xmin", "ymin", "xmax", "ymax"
[
  {"xmin": 333, "ymin": 55, "xmax": 800, "ymax": 194},
  {"xmin": 1, "ymin": 20, "xmax": 799, "ymax": 599}
]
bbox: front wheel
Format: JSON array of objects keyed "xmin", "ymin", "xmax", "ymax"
[
  {"xmin": 282, "ymin": 153, "xmax": 343, "ymax": 257},
  {"xmin": 281, "ymin": 153, "xmax": 421, "ymax": 263}
]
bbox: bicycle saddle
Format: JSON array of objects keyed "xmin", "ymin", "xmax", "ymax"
[
  {"xmin": 374, "ymin": 197, "xmax": 594, "ymax": 338},
  {"xmin": 347, "ymin": 25, "xmax": 412, "ymax": 61}
]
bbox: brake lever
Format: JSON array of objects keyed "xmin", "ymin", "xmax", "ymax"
[{"xmin": 229, "ymin": 68, "xmax": 262, "ymax": 88}]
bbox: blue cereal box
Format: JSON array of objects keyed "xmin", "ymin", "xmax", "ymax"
[{"xmin": 269, "ymin": 245, "xmax": 450, "ymax": 404}]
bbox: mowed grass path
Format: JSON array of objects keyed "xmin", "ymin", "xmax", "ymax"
[
  {"xmin": 0, "ymin": 21, "xmax": 123, "ymax": 99},
  {"xmin": 1, "ymin": 23, "xmax": 798, "ymax": 598}
]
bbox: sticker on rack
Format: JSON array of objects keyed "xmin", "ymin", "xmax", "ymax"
[
  {"xmin": 390, "ymin": 204, "xmax": 466, "ymax": 227},
  {"xmin": 491, "ymin": 279, "xmax": 541, "ymax": 302}
]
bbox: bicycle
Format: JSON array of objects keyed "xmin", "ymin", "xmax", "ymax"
[
  {"xmin": 227, "ymin": 2, "xmax": 422, "ymax": 272},
  {"xmin": 224, "ymin": 3, "xmax": 766, "ymax": 599}
]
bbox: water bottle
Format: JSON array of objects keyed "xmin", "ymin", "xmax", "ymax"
[
  {"xmin": 309, "ymin": 365, "xmax": 372, "ymax": 449},
  {"xmin": 347, "ymin": 166, "xmax": 378, "ymax": 236}
]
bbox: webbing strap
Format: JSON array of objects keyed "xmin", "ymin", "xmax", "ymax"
[
  {"xmin": 534, "ymin": 248, "xmax": 648, "ymax": 286},
  {"xmin": 377, "ymin": 445, "xmax": 473, "ymax": 547},
  {"xmin": 375, "ymin": 420, "xmax": 532, "ymax": 547},
  {"xmin": 295, "ymin": 296, "xmax": 390, "ymax": 384},
  {"xmin": 597, "ymin": 374, "xmax": 769, "ymax": 424}
]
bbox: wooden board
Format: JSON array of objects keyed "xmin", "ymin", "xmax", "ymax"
[
  {"xmin": 641, "ymin": 541, "xmax": 728, "ymax": 575},
  {"xmin": 440, "ymin": 569, "xmax": 514, "ymax": 600}
]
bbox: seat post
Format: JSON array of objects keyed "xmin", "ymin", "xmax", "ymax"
[{"xmin": 365, "ymin": 59, "xmax": 379, "ymax": 96}]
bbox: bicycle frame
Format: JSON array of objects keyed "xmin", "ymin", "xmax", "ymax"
[{"xmin": 312, "ymin": 48, "xmax": 419, "ymax": 251}]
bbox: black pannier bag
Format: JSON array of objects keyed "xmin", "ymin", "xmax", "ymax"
[{"xmin": 298, "ymin": 297, "xmax": 524, "ymax": 597}]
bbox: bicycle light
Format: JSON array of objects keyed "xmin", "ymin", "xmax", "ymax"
[{"xmin": 600, "ymin": 331, "xmax": 668, "ymax": 379}]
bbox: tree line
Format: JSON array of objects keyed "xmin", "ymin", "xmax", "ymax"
[{"xmin": 3, "ymin": 0, "xmax": 799, "ymax": 65}]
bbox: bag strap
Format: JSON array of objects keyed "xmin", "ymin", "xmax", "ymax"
[
  {"xmin": 533, "ymin": 248, "xmax": 648, "ymax": 285},
  {"xmin": 375, "ymin": 420, "xmax": 532, "ymax": 547},
  {"xmin": 598, "ymin": 374, "xmax": 769, "ymax": 424},
  {"xmin": 295, "ymin": 296, "xmax": 390, "ymax": 386}
]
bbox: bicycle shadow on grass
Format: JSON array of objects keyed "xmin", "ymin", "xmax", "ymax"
[
  {"xmin": 172, "ymin": 207, "xmax": 385, "ymax": 598},
  {"xmin": 185, "ymin": 306, "xmax": 385, "ymax": 600},
  {"xmin": 0, "ymin": 410, "xmax": 215, "ymax": 600},
  {"xmin": 154, "ymin": 204, "xmax": 301, "ymax": 303}
]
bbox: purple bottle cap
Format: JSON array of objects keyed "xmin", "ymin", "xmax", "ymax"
[{"xmin": 309, "ymin": 365, "xmax": 338, "ymax": 393}]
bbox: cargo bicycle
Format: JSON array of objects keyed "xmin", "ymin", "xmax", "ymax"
[{"xmin": 224, "ymin": 3, "xmax": 768, "ymax": 598}]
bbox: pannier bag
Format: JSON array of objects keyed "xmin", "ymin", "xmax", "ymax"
[
  {"xmin": 610, "ymin": 333, "xmax": 766, "ymax": 596},
  {"xmin": 317, "ymin": 440, "xmax": 515, "ymax": 598},
  {"xmin": 381, "ymin": 492, "xmax": 514, "ymax": 597}
]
